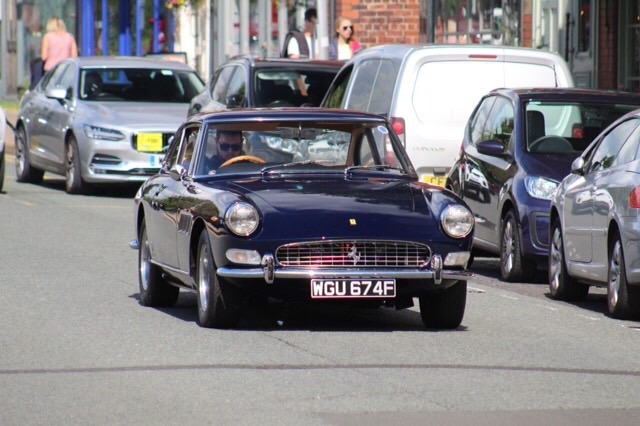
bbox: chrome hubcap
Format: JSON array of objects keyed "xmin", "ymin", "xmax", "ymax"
[
  {"xmin": 198, "ymin": 245, "xmax": 211, "ymax": 312},
  {"xmin": 503, "ymin": 219, "xmax": 514, "ymax": 272},
  {"xmin": 15, "ymin": 131, "xmax": 25, "ymax": 175},
  {"xmin": 549, "ymin": 227, "xmax": 562, "ymax": 291},
  {"xmin": 609, "ymin": 241, "xmax": 622, "ymax": 308},
  {"xmin": 140, "ymin": 232, "xmax": 150, "ymax": 291}
]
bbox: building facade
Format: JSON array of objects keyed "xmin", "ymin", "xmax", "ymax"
[{"xmin": 0, "ymin": 0, "xmax": 637, "ymax": 99}]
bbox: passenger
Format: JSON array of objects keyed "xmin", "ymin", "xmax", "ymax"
[{"xmin": 207, "ymin": 130, "xmax": 244, "ymax": 171}]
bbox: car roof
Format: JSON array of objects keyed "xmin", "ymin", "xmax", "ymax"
[
  {"xmin": 225, "ymin": 55, "xmax": 344, "ymax": 70},
  {"xmin": 69, "ymin": 56, "xmax": 197, "ymax": 71},
  {"xmin": 489, "ymin": 87, "xmax": 640, "ymax": 103},
  {"xmin": 190, "ymin": 108, "xmax": 389, "ymax": 125}
]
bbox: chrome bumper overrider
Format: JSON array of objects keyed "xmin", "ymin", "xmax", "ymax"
[{"xmin": 217, "ymin": 254, "xmax": 472, "ymax": 285}]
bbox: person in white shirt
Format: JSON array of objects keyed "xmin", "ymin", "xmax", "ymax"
[{"xmin": 287, "ymin": 8, "xmax": 318, "ymax": 59}]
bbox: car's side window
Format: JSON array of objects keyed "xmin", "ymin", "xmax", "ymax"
[
  {"xmin": 483, "ymin": 97, "xmax": 514, "ymax": 149},
  {"xmin": 43, "ymin": 63, "xmax": 70, "ymax": 91},
  {"xmin": 177, "ymin": 127, "xmax": 200, "ymax": 172},
  {"xmin": 164, "ymin": 127, "xmax": 185, "ymax": 170},
  {"xmin": 346, "ymin": 60, "xmax": 381, "ymax": 112},
  {"xmin": 368, "ymin": 60, "xmax": 397, "ymax": 115},
  {"xmin": 324, "ymin": 65, "xmax": 352, "ymax": 108},
  {"xmin": 225, "ymin": 66, "xmax": 246, "ymax": 108},
  {"xmin": 211, "ymin": 66, "xmax": 234, "ymax": 104},
  {"xmin": 470, "ymin": 96, "xmax": 496, "ymax": 145},
  {"xmin": 590, "ymin": 119, "xmax": 640, "ymax": 171},
  {"xmin": 58, "ymin": 65, "xmax": 76, "ymax": 100}
]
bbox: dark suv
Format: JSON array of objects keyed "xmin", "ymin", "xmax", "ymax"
[
  {"xmin": 188, "ymin": 56, "xmax": 342, "ymax": 117},
  {"xmin": 446, "ymin": 88, "xmax": 640, "ymax": 282}
]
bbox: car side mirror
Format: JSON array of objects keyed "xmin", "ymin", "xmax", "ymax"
[
  {"xmin": 476, "ymin": 139, "xmax": 508, "ymax": 157},
  {"xmin": 571, "ymin": 156, "xmax": 586, "ymax": 175},
  {"xmin": 45, "ymin": 87, "xmax": 68, "ymax": 101},
  {"xmin": 169, "ymin": 164, "xmax": 187, "ymax": 181}
]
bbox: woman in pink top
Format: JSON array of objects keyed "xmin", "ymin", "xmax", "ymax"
[{"xmin": 41, "ymin": 16, "xmax": 78, "ymax": 72}]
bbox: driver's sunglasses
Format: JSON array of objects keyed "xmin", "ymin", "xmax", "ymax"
[{"xmin": 219, "ymin": 143, "xmax": 242, "ymax": 152}]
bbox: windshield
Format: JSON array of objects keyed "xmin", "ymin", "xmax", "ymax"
[
  {"xmin": 526, "ymin": 101, "xmax": 640, "ymax": 154},
  {"xmin": 191, "ymin": 121, "xmax": 415, "ymax": 178},
  {"xmin": 253, "ymin": 69, "xmax": 337, "ymax": 108},
  {"xmin": 79, "ymin": 68, "xmax": 205, "ymax": 102}
]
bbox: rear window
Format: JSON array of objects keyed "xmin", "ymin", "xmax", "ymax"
[{"xmin": 253, "ymin": 68, "xmax": 338, "ymax": 108}]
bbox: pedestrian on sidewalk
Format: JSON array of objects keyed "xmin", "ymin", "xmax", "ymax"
[
  {"xmin": 329, "ymin": 17, "xmax": 362, "ymax": 61},
  {"xmin": 282, "ymin": 8, "xmax": 318, "ymax": 59},
  {"xmin": 41, "ymin": 16, "xmax": 78, "ymax": 73}
]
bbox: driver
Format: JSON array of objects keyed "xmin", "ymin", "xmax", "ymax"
[{"xmin": 207, "ymin": 130, "xmax": 244, "ymax": 171}]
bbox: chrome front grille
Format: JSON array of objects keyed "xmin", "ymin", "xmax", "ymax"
[{"xmin": 276, "ymin": 240, "xmax": 431, "ymax": 268}]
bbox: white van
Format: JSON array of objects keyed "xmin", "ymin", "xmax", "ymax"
[{"xmin": 322, "ymin": 44, "xmax": 574, "ymax": 185}]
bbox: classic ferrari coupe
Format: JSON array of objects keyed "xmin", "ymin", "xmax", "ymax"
[{"xmin": 130, "ymin": 109, "xmax": 474, "ymax": 329}]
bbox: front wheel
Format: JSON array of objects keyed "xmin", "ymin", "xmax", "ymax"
[
  {"xmin": 14, "ymin": 126, "xmax": 44, "ymax": 183},
  {"xmin": 500, "ymin": 210, "xmax": 536, "ymax": 282},
  {"xmin": 419, "ymin": 281, "xmax": 467, "ymax": 329},
  {"xmin": 548, "ymin": 219, "xmax": 588, "ymax": 300},
  {"xmin": 196, "ymin": 231, "xmax": 241, "ymax": 328},
  {"xmin": 138, "ymin": 222, "xmax": 180, "ymax": 307},
  {"xmin": 65, "ymin": 135, "xmax": 89, "ymax": 194},
  {"xmin": 607, "ymin": 235, "xmax": 640, "ymax": 319}
]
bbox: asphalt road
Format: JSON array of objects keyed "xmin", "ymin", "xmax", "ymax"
[{"xmin": 1, "ymin": 153, "xmax": 639, "ymax": 425}]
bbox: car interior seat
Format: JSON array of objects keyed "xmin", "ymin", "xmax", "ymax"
[{"xmin": 526, "ymin": 110, "xmax": 546, "ymax": 145}]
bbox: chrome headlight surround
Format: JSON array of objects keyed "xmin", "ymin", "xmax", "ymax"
[
  {"xmin": 524, "ymin": 176, "xmax": 559, "ymax": 200},
  {"xmin": 83, "ymin": 124, "xmax": 126, "ymax": 141},
  {"xmin": 441, "ymin": 204, "xmax": 474, "ymax": 239},
  {"xmin": 224, "ymin": 202, "xmax": 260, "ymax": 237}
]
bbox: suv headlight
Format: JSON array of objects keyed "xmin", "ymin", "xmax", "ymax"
[
  {"xmin": 83, "ymin": 125, "xmax": 125, "ymax": 141},
  {"xmin": 525, "ymin": 176, "xmax": 558, "ymax": 200},
  {"xmin": 225, "ymin": 202, "xmax": 260, "ymax": 236},
  {"xmin": 441, "ymin": 204, "xmax": 474, "ymax": 238}
]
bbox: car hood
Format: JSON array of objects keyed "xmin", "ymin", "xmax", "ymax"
[
  {"xmin": 80, "ymin": 102, "xmax": 188, "ymax": 130},
  {"xmin": 217, "ymin": 176, "xmax": 455, "ymax": 241},
  {"xmin": 522, "ymin": 153, "xmax": 579, "ymax": 182}
]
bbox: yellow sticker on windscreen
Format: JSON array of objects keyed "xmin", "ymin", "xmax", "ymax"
[{"xmin": 137, "ymin": 133, "xmax": 163, "ymax": 152}]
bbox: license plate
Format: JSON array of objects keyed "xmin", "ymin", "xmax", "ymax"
[
  {"xmin": 422, "ymin": 175, "xmax": 447, "ymax": 187},
  {"xmin": 311, "ymin": 279, "xmax": 396, "ymax": 299},
  {"xmin": 137, "ymin": 133, "xmax": 163, "ymax": 153}
]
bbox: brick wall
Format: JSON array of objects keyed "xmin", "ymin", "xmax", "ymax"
[
  {"xmin": 597, "ymin": 0, "xmax": 618, "ymax": 90},
  {"xmin": 336, "ymin": 0, "xmax": 421, "ymax": 48}
]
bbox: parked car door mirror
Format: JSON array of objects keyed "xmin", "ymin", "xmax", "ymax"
[
  {"xmin": 45, "ymin": 87, "xmax": 68, "ymax": 101},
  {"xmin": 570, "ymin": 156, "xmax": 586, "ymax": 175},
  {"xmin": 476, "ymin": 139, "xmax": 509, "ymax": 157},
  {"xmin": 169, "ymin": 164, "xmax": 187, "ymax": 181}
]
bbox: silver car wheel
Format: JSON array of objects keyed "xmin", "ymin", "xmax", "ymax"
[
  {"xmin": 198, "ymin": 244, "xmax": 212, "ymax": 312},
  {"xmin": 66, "ymin": 142, "xmax": 76, "ymax": 189},
  {"xmin": 549, "ymin": 226, "xmax": 562, "ymax": 292},
  {"xmin": 15, "ymin": 128, "xmax": 25, "ymax": 177},
  {"xmin": 140, "ymin": 235, "xmax": 151, "ymax": 292},
  {"xmin": 608, "ymin": 240, "xmax": 622, "ymax": 309},
  {"xmin": 503, "ymin": 220, "xmax": 515, "ymax": 273}
]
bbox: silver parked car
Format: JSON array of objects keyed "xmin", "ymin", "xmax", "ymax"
[
  {"xmin": 15, "ymin": 56, "xmax": 204, "ymax": 194},
  {"xmin": 549, "ymin": 109, "xmax": 640, "ymax": 319}
]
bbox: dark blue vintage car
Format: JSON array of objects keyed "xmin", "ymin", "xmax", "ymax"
[{"xmin": 130, "ymin": 109, "xmax": 474, "ymax": 329}]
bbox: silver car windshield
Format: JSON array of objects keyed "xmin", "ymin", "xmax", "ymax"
[{"xmin": 79, "ymin": 68, "xmax": 204, "ymax": 102}]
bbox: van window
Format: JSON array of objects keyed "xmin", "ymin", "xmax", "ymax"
[
  {"xmin": 346, "ymin": 59, "xmax": 397, "ymax": 114},
  {"xmin": 323, "ymin": 65, "xmax": 352, "ymax": 108}
]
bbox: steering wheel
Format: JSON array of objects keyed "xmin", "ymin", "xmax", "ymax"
[
  {"xmin": 529, "ymin": 135, "xmax": 573, "ymax": 153},
  {"xmin": 220, "ymin": 155, "xmax": 266, "ymax": 168}
]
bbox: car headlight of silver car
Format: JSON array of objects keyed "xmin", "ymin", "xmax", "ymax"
[
  {"xmin": 524, "ymin": 176, "xmax": 559, "ymax": 200},
  {"xmin": 441, "ymin": 204, "xmax": 474, "ymax": 238},
  {"xmin": 83, "ymin": 125, "xmax": 126, "ymax": 141},
  {"xmin": 225, "ymin": 202, "xmax": 260, "ymax": 236},
  {"xmin": 263, "ymin": 135, "xmax": 296, "ymax": 154}
]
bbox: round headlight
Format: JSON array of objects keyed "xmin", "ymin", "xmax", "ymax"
[
  {"xmin": 225, "ymin": 202, "xmax": 260, "ymax": 236},
  {"xmin": 441, "ymin": 204, "xmax": 474, "ymax": 238}
]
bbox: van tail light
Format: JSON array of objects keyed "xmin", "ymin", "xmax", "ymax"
[
  {"xmin": 629, "ymin": 188, "xmax": 640, "ymax": 208},
  {"xmin": 390, "ymin": 117, "xmax": 406, "ymax": 147}
]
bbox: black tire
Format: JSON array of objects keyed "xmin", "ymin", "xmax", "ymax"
[
  {"xmin": 0, "ymin": 146, "xmax": 5, "ymax": 192},
  {"xmin": 548, "ymin": 219, "xmax": 588, "ymax": 300},
  {"xmin": 607, "ymin": 235, "xmax": 640, "ymax": 319},
  {"xmin": 14, "ymin": 125, "xmax": 44, "ymax": 183},
  {"xmin": 196, "ymin": 231, "xmax": 241, "ymax": 328},
  {"xmin": 419, "ymin": 280, "xmax": 467, "ymax": 329},
  {"xmin": 65, "ymin": 135, "xmax": 89, "ymax": 194},
  {"xmin": 500, "ymin": 210, "xmax": 536, "ymax": 282},
  {"xmin": 138, "ymin": 222, "xmax": 180, "ymax": 307}
]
